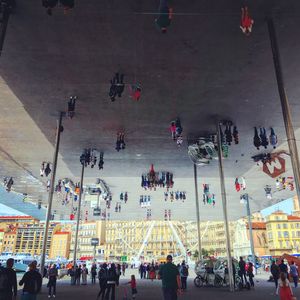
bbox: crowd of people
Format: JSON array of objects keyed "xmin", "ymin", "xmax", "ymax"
[
  {"xmin": 164, "ymin": 191, "xmax": 186, "ymax": 202},
  {"xmin": 141, "ymin": 169, "xmax": 174, "ymax": 190}
]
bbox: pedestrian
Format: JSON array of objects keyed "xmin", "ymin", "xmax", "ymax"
[
  {"xmin": 238, "ymin": 257, "xmax": 247, "ymax": 285},
  {"xmin": 42, "ymin": 0, "xmax": 58, "ymax": 16},
  {"xmin": 68, "ymin": 266, "xmax": 76, "ymax": 285},
  {"xmin": 289, "ymin": 261, "xmax": 298, "ymax": 288},
  {"xmin": 149, "ymin": 263, "xmax": 156, "ymax": 281},
  {"xmin": 97, "ymin": 263, "xmax": 108, "ymax": 300},
  {"xmin": 126, "ymin": 275, "xmax": 137, "ymax": 300},
  {"xmin": 179, "ymin": 260, "xmax": 189, "ymax": 291},
  {"xmin": 116, "ymin": 133, "xmax": 121, "ymax": 152},
  {"xmin": 129, "ymin": 84, "xmax": 142, "ymax": 101},
  {"xmin": 158, "ymin": 255, "xmax": 181, "ymax": 300},
  {"xmin": 91, "ymin": 264, "xmax": 97, "ymax": 284},
  {"xmin": 115, "ymin": 73, "xmax": 125, "ymax": 97},
  {"xmin": 247, "ymin": 262, "xmax": 254, "ymax": 288},
  {"xmin": 271, "ymin": 260, "xmax": 280, "ymax": 290},
  {"xmin": 122, "ymin": 263, "xmax": 126, "ymax": 276},
  {"xmin": 240, "ymin": 6, "xmax": 254, "ymax": 36},
  {"xmin": 0, "ymin": 258, "xmax": 17, "ymax": 300},
  {"xmin": 169, "ymin": 121, "xmax": 176, "ymax": 140},
  {"xmin": 277, "ymin": 272, "xmax": 294, "ymax": 299},
  {"xmin": 19, "ymin": 262, "xmax": 42, "ymax": 300},
  {"xmin": 155, "ymin": 0, "xmax": 173, "ymax": 33},
  {"xmin": 253, "ymin": 127, "xmax": 261, "ymax": 150},
  {"xmin": 75, "ymin": 265, "xmax": 82, "ymax": 285},
  {"xmin": 105, "ymin": 263, "xmax": 118, "ymax": 300},
  {"xmin": 279, "ymin": 259, "xmax": 289, "ymax": 278},
  {"xmin": 82, "ymin": 264, "xmax": 88, "ymax": 285},
  {"xmin": 116, "ymin": 264, "xmax": 121, "ymax": 286},
  {"xmin": 47, "ymin": 264, "xmax": 58, "ymax": 298}
]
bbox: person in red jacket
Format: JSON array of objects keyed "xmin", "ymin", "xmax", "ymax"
[{"xmin": 240, "ymin": 7, "xmax": 254, "ymax": 36}]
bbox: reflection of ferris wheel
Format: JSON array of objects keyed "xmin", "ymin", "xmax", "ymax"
[{"xmin": 188, "ymin": 138, "xmax": 218, "ymax": 166}]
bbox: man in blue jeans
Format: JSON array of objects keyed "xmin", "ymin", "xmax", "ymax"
[{"xmin": 158, "ymin": 255, "xmax": 181, "ymax": 300}]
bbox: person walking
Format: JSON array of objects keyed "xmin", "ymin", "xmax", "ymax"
[
  {"xmin": 155, "ymin": 0, "xmax": 173, "ymax": 33},
  {"xmin": 289, "ymin": 261, "xmax": 298, "ymax": 288},
  {"xmin": 247, "ymin": 262, "xmax": 255, "ymax": 288},
  {"xmin": 91, "ymin": 264, "xmax": 97, "ymax": 284},
  {"xmin": 277, "ymin": 272, "xmax": 294, "ymax": 299},
  {"xmin": 238, "ymin": 257, "xmax": 247, "ymax": 285},
  {"xmin": 19, "ymin": 262, "xmax": 42, "ymax": 300},
  {"xmin": 75, "ymin": 265, "xmax": 82, "ymax": 285},
  {"xmin": 271, "ymin": 260, "xmax": 280, "ymax": 290},
  {"xmin": 68, "ymin": 266, "xmax": 76, "ymax": 285},
  {"xmin": 97, "ymin": 263, "xmax": 108, "ymax": 300},
  {"xmin": 279, "ymin": 260, "xmax": 289, "ymax": 278},
  {"xmin": 82, "ymin": 264, "xmax": 88, "ymax": 285},
  {"xmin": 126, "ymin": 275, "xmax": 137, "ymax": 300},
  {"xmin": 122, "ymin": 263, "xmax": 126, "ymax": 276},
  {"xmin": 158, "ymin": 255, "xmax": 181, "ymax": 300},
  {"xmin": 0, "ymin": 258, "xmax": 17, "ymax": 300},
  {"xmin": 179, "ymin": 261, "xmax": 189, "ymax": 291},
  {"xmin": 105, "ymin": 263, "xmax": 118, "ymax": 300},
  {"xmin": 47, "ymin": 264, "xmax": 58, "ymax": 298}
]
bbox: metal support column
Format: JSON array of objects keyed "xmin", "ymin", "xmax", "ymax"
[
  {"xmin": 216, "ymin": 123, "xmax": 234, "ymax": 292},
  {"xmin": 0, "ymin": 1, "xmax": 12, "ymax": 56},
  {"xmin": 193, "ymin": 164, "xmax": 202, "ymax": 262},
  {"xmin": 267, "ymin": 17, "xmax": 300, "ymax": 207},
  {"xmin": 40, "ymin": 112, "xmax": 63, "ymax": 275},
  {"xmin": 73, "ymin": 162, "xmax": 85, "ymax": 266}
]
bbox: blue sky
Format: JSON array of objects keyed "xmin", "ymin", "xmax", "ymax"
[
  {"xmin": 261, "ymin": 198, "xmax": 294, "ymax": 217},
  {"xmin": 0, "ymin": 203, "xmax": 27, "ymax": 216}
]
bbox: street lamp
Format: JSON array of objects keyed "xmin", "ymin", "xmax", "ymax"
[{"xmin": 240, "ymin": 193, "xmax": 256, "ymax": 272}]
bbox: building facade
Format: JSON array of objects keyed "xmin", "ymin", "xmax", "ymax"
[
  {"xmin": 50, "ymin": 231, "xmax": 71, "ymax": 259},
  {"xmin": 233, "ymin": 217, "xmax": 269, "ymax": 258},
  {"xmin": 266, "ymin": 211, "xmax": 300, "ymax": 256},
  {"xmin": 69, "ymin": 220, "xmax": 106, "ymax": 260}
]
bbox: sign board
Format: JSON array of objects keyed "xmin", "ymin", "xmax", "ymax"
[
  {"xmin": 121, "ymin": 256, "xmax": 127, "ymax": 262},
  {"xmin": 91, "ymin": 238, "xmax": 99, "ymax": 246}
]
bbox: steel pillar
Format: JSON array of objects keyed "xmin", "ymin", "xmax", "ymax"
[
  {"xmin": 40, "ymin": 112, "xmax": 63, "ymax": 275},
  {"xmin": 193, "ymin": 164, "xmax": 202, "ymax": 262},
  {"xmin": 267, "ymin": 17, "xmax": 300, "ymax": 207},
  {"xmin": 216, "ymin": 123, "xmax": 234, "ymax": 292}
]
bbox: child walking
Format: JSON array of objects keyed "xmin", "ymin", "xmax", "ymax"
[{"xmin": 126, "ymin": 274, "xmax": 137, "ymax": 299}]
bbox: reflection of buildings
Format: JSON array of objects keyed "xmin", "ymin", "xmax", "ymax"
[
  {"xmin": 14, "ymin": 222, "xmax": 59, "ymax": 256},
  {"xmin": 266, "ymin": 210, "xmax": 300, "ymax": 256},
  {"xmin": 50, "ymin": 231, "xmax": 71, "ymax": 259},
  {"xmin": 104, "ymin": 221, "xmax": 187, "ymax": 262},
  {"xmin": 69, "ymin": 221, "xmax": 106, "ymax": 260},
  {"xmin": 4, "ymin": 205, "xmax": 300, "ymax": 260},
  {"xmin": 104, "ymin": 220, "xmax": 237, "ymax": 261},
  {"xmin": 233, "ymin": 213, "xmax": 269, "ymax": 258}
]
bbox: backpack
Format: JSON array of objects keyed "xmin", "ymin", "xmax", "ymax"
[
  {"xmin": 0, "ymin": 267, "xmax": 9, "ymax": 291},
  {"xmin": 98, "ymin": 269, "xmax": 108, "ymax": 281},
  {"xmin": 182, "ymin": 266, "xmax": 188, "ymax": 277},
  {"xmin": 49, "ymin": 268, "xmax": 57, "ymax": 277}
]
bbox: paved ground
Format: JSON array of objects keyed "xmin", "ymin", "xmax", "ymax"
[{"xmin": 20, "ymin": 271, "xmax": 300, "ymax": 300}]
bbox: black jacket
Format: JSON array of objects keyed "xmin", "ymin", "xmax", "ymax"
[{"xmin": 19, "ymin": 270, "xmax": 42, "ymax": 295}]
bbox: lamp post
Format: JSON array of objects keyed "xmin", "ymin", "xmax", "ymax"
[
  {"xmin": 240, "ymin": 194, "xmax": 256, "ymax": 273},
  {"xmin": 73, "ymin": 155, "xmax": 85, "ymax": 267}
]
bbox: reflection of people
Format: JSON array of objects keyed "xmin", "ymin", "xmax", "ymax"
[
  {"xmin": 155, "ymin": 0, "xmax": 173, "ymax": 33},
  {"xmin": 240, "ymin": 7, "xmax": 254, "ymax": 36}
]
